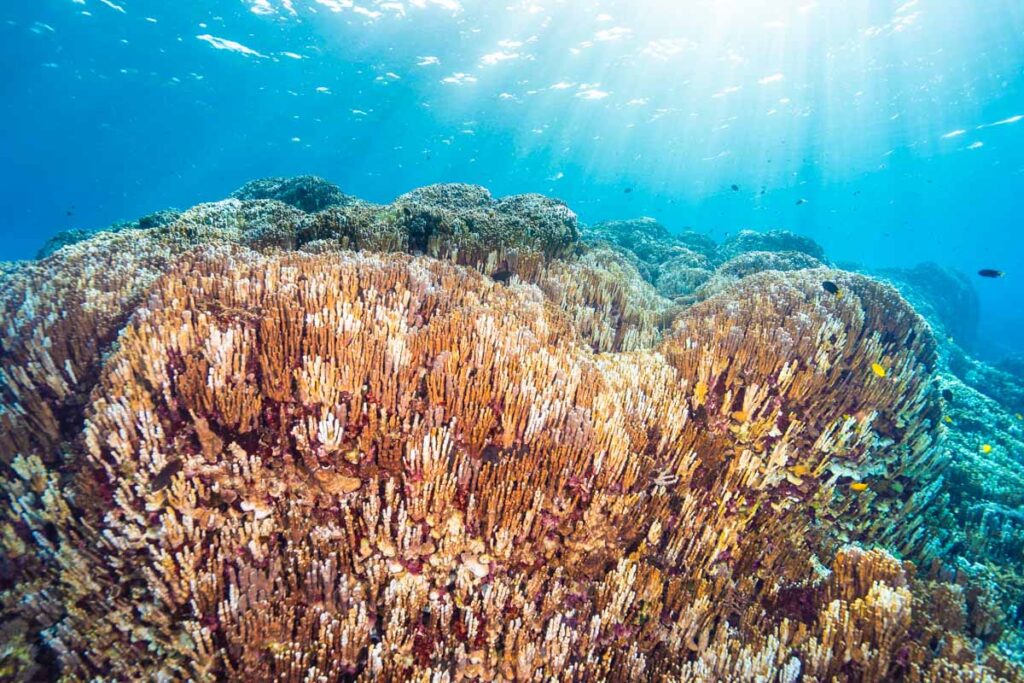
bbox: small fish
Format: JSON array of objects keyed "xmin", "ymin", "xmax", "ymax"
[
  {"xmin": 941, "ymin": 389, "xmax": 953, "ymax": 402},
  {"xmin": 871, "ymin": 363, "xmax": 887, "ymax": 378},
  {"xmin": 491, "ymin": 269, "xmax": 513, "ymax": 284},
  {"xmin": 731, "ymin": 410, "xmax": 749, "ymax": 421},
  {"xmin": 850, "ymin": 482, "xmax": 869, "ymax": 492},
  {"xmin": 623, "ymin": 187, "xmax": 633, "ymax": 194},
  {"xmin": 980, "ymin": 443, "xmax": 992, "ymax": 454},
  {"xmin": 150, "ymin": 458, "xmax": 183, "ymax": 492},
  {"xmin": 731, "ymin": 184, "xmax": 740, "ymax": 191},
  {"xmin": 790, "ymin": 464, "xmax": 810, "ymax": 476},
  {"xmin": 795, "ymin": 198, "xmax": 808, "ymax": 205},
  {"xmin": 1016, "ymin": 413, "xmax": 1023, "ymax": 420},
  {"xmin": 977, "ymin": 269, "xmax": 1004, "ymax": 278},
  {"xmin": 821, "ymin": 281, "xmax": 840, "ymax": 296},
  {"xmin": 943, "ymin": 415, "xmax": 953, "ymax": 424}
]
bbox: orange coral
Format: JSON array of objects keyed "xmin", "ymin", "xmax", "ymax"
[{"xmin": 0, "ymin": 202, "xmax": 1019, "ymax": 681}]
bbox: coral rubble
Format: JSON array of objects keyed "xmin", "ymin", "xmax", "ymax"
[{"xmin": 1, "ymin": 177, "xmax": 1021, "ymax": 681}]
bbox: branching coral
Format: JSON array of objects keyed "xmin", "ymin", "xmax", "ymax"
[{"xmin": 1, "ymin": 181, "xmax": 1021, "ymax": 681}]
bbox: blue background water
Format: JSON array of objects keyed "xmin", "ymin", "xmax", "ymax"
[{"xmin": 1, "ymin": 0, "xmax": 1022, "ymax": 357}]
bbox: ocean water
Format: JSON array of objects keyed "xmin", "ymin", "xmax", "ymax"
[
  {"xmin": 2, "ymin": 1, "xmax": 1024, "ymax": 680},
  {"xmin": 2, "ymin": 0, "xmax": 1023, "ymax": 355}
]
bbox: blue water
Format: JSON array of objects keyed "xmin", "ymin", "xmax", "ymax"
[{"xmin": 2, "ymin": 0, "xmax": 1023, "ymax": 356}]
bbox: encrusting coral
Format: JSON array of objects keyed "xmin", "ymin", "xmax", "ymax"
[{"xmin": 1, "ymin": 177, "xmax": 1022, "ymax": 681}]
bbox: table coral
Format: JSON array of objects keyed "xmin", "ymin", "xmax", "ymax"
[{"xmin": 1, "ymin": 180, "xmax": 1021, "ymax": 682}]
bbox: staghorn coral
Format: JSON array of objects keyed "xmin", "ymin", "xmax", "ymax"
[{"xmin": 2, "ymin": 181, "xmax": 1022, "ymax": 681}]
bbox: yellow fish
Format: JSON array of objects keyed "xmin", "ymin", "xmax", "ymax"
[
  {"xmin": 980, "ymin": 444, "xmax": 992, "ymax": 454},
  {"xmin": 1016, "ymin": 413, "xmax": 1023, "ymax": 421},
  {"xmin": 871, "ymin": 363, "xmax": 887, "ymax": 378},
  {"xmin": 790, "ymin": 464, "xmax": 810, "ymax": 477},
  {"xmin": 850, "ymin": 482, "xmax": 869, "ymax": 492}
]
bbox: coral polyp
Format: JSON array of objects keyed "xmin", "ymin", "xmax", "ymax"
[{"xmin": 1, "ymin": 179, "xmax": 1021, "ymax": 681}]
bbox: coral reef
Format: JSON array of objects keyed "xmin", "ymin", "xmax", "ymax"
[
  {"xmin": 36, "ymin": 208, "xmax": 182, "ymax": 259},
  {"xmin": 681, "ymin": 251, "xmax": 826, "ymax": 304},
  {"xmin": 35, "ymin": 229, "xmax": 92, "ymax": 260},
  {"xmin": 583, "ymin": 218, "xmax": 712, "ymax": 284},
  {"xmin": 0, "ymin": 261, "xmax": 27, "ymax": 287},
  {"xmin": 654, "ymin": 260, "xmax": 713, "ymax": 299},
  {"xmin": 997, "ymin": 355, "xmax": 1024, "ymax": 382},
  {"xmin": 715, "ymin": 250, "xmax": 825, "ymax": 280},
  {"xmin": 232, "ymin": 175, "xmax": 354, "ymax": 213},
  {"xmin": 875, "ymin": 262, "xmax": 980, "ymax": 350},
  {"xmin": 392, "ymin": 184, "xmax": 580, "ymax": 267},
  {"xmin": 720, "ymin": 228, "xmax": 827, "ymax": 262},
  {"xmin": 2, "ymin": 178, "xmax": 1022, "ymax": 681},
  {"xmin": 580, "ymin": 221, "xmax": 826, "ymax": 304},
  {"xmin": 948, "ymin": 351, "xmax": 1024, "ymax": 412}
]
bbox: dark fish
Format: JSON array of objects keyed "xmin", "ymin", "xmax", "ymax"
[
  {"xmin": 731, "ymin": 184, "xmax": 739, "ymax": 191},
  {"xmin": 821, "ymin": 281, "xmax": 840, "ymax": 295},
  {"xmin": 623, "ymin": 187, "xmax": 633, "ymax": 194},
  {"xmin": 150, "ymin": 458, "xmax": 183, "ymax": 492},
  {"xmin": 795, "ymin": 198, "xmax": 808, "ymax": 205},
  {"xmin": 491, "ymin": 269, "xmax": 513, "ymax": 284},
  {"xmin": 978, "ymin": 269, "xmax": 1004, "ymax": 278},
  {"xmin": 941, "ymin": 389, "xmax": 953, "ymax": 402}
]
